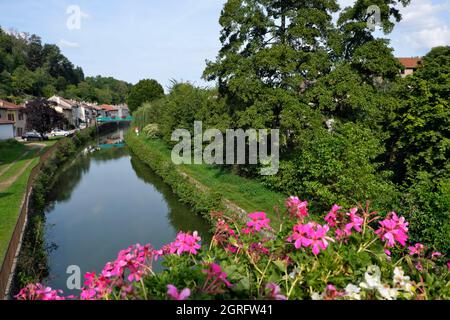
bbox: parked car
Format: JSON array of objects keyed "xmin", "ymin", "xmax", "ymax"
[
  {"xmin": 50, "ymin": 129, "xmax": 71, "ymax": 137},
  {"xmin": 22, "ymin": 131, "xmax": 48, "ymax": 141}
]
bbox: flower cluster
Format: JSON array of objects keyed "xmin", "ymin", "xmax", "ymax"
[
  {"xmin": 162, "ymin": 231, "xmax": 202, "ymax": 256},
  {"xmin": 81, "ymin": 244, "xmax": 155, "ymax": 300},
  {"xmin": 288, "ymin": 222, "xmax": 335, "ymax": 255},
  {"xmin": 16, "ymin": 197, "xmax": 449, "ymax": 301},
  {"xmin": 15, "ymin": 283, "xmax": 68, "ymax": 301},
  {"xmin": 375, "ymin": 212, "xmax": 409, "ymax": 248},
  {"xmin": 242, "ymin": 212, "xmax": 271, "ymax": 234}
]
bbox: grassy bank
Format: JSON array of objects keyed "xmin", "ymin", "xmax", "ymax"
[
  {"xmin": 125, "ymin": 133, "xmax": 286, "ymax": 222},
  {"xmin": 0, "ymin": 140, "xmax": 56, "ymax": 264}
]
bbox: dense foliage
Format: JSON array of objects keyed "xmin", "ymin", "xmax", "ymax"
[
  {"xmin": 130, "ymin": 0, "xmax": 448, "ymax": 255},
  {"xmin": 16, "ymin": 197, "xmax": 449, "ymax": 300},
  {"xmin": 126, "ymin": 79, "xmax": 165, "ymax": 113},
  {"xmin": 24, "ymin": 99, "xmax": 68, "ymax": 136},
  {"xmin": 0, "ymin": 28, "xmax": 130, "ymax": 104}
]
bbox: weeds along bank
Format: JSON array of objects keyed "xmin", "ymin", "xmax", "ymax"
[{"xmin": 10, "ymin": 123, "xmax": 117, "ymax": 295}]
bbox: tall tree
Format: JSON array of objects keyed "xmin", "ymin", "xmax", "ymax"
[
  {"xmin": 24, "ymin": 99, "xmax": 67, "ymax": 136},
  {"xmin": 127, "ymin": 79, "xmax": 164, "ymax": 113}
]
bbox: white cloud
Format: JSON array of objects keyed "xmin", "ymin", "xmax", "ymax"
[{"xmin": 391, "ymin": 0, "xmax": 450, "ymax": 54}]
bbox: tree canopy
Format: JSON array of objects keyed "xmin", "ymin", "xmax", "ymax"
[{"xmin": 127, "ymin": 79, "xmax": 165, "ymax": 113}]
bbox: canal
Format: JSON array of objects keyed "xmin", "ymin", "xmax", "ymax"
[{"xmin": 42, "ymin": 127, "xmax": 210, "ymax": 293}]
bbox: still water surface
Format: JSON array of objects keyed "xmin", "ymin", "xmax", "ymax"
[{"xmin": 43, "ymin": 128, "xmax": 210, "ymax": 293}]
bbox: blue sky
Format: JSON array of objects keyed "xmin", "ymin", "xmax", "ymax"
[{"xmin": 0, "ymin": 0, "xmax": 449, "ymax": 89}]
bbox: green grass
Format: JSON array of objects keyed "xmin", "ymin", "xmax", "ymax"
[
  {"xmin": 0, "ymin": 140, "xmax": 27, "ymax": 172},
  {"xmin": 0, "ymin": 140, "xmax": 55, "ymax": 264},
  {"xmin": 0, "ymin": 157, "xmax": 39, "ymax": 263},
  {"xmin": 136, "ymin": 136, "xmax": 287, "ymax": 216}
]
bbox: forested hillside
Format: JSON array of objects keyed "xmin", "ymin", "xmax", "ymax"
[{"xmin": 0, "ymin": 27, "xmax": 131, "ymax": 104}]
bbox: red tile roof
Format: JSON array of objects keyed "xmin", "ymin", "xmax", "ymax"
[
  {"xmin": 0, "ymin": 99, "xmax": 24, "ymax": 110},
  {"xmin": 0, "ymin": 119, "xmax": 15, "ymax": 125},
  {"xmin": 99, "ymin": 104, "xmax": 117, "ymax": 112},
  {"xmin": 398, "ymin": 57, "xmax": 422, "ymax": 69}
]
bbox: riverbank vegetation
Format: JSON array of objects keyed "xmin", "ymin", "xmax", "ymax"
[{"xmin": 127, "ymin": 133, "xmax": 286, "ymax": 220}]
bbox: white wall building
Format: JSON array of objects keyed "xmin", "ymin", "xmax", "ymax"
[{"xmin": 0, "ymin": 120, "xmax": 15, "ymax": 140}]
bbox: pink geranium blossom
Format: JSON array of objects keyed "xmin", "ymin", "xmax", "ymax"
[
  {"xmin": 344, "ymin": 208, "xmax": 364, "ymax": 235},
  {"xmin": 167, "ymin": 285, "xmax": 191, "ymax": 300},
  {"xmin": 265, "ymin": 283, "xmax": 287, "ymax": 300},
  {"xmin": 202, "ymin": 263, "xmax": 233, "ymax": 294},
  {"xmin": 15, "ymin": 283, "xmax": 68, "ymax": 300},
  {"xmin": 408, "ymin": 243, "xmax": 425, "ymax": 256},
  {"xmin": 325, "ymin": 204, "xmax": 341, "ymax": 227},
  {"xmin": 375, "ymin": 212, "xmax": 409, "ymax": 248},
  {"xmin": 166, "ymin": 231, "xmax": 202, "ymax": 255},
  {"xmin": 288, "ymin": 222, "xmax": 335, "ymax": 255},
  {"xmin": 242, "ymin": 212, "xmax": 271, "ymax": 234},
  {"xmin": 285, "ymin": 197, "xmax": 309, "ymax": 219}
]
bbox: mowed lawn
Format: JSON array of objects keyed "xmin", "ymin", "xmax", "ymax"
[
  {"xmin": 0, "ymin": 140, "xmax": 56, "ymax": 264},
  {"xmin": 136, "ymin": 136, "xmax": 287, "ymax": 217}
]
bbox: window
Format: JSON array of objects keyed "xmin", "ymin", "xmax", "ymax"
[
  {"xmin": 19, "ymin": 112, "xmax": 24, "ymax": 121},
  {"xmin": 7, "ymin": 113, "xmax": 15, "ymax": 122},
  {"xmin": 17, "ymin": 127, "xmax": 23, "ymax": 137}
]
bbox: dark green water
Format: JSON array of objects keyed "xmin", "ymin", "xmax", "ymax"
[{"xmin": 42, "ymin": 128, "xmax": 210, "ymax": 293}]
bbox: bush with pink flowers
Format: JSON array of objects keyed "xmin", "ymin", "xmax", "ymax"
[{"xmin": 16, "ymin": 197, "xmax": 449, "ymax": 300}]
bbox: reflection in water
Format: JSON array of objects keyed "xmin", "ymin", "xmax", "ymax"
[{"xmin": 43, "ymin": 128, "xmax": 209, "ymax": 294}]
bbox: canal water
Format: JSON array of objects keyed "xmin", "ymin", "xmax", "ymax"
[{"xmin": 42, "ymin": 127, "xmax": 210, "ymax": 294}]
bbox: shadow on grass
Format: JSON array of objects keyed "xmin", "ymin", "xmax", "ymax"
[{"xmin": 0, "ymin": 192, "xmax": 12, "ymax": 199}]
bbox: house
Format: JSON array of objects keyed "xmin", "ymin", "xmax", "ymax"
[
  {"xmin": 0, "ymin": 99, "xmax": 27, "ymax": 137},
  {"xmin": 398, "ymin": 57, "xmax": 422, "ymax": 77},
  {"xmin": 117, "ymin": 104, "xmax": 130, "ymax": 118},
  {"xmin": 98, "ymin": 104, "xmax": 119, "ymax": 118},
  {"xmin": 48, "ymin": 96, "xmax": 77, "ymax": 127},
  {"xmin": 0, "ymin": 119, "xmax": 15, "ymax": 140}
]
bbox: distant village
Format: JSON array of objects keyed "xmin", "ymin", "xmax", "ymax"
[{"xmin": 0, "ymin": 96, "xmax": 130, "ymax": 140}]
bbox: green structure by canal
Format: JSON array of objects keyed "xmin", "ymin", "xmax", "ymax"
[{"xmin": 42, "ymin": 127, "xmax": 210, "ymax": 293}]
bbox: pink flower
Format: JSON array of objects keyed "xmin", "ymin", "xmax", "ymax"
[
  {"xmin": 375, "ymin": 212, "xmax": 409, "ymax": 248},
  {"xmin": 344, "ymin": 208, "xmax": 364, "ymax": 235},
  {"xmin": 167, "ymin": 285, "xmax": 191, "ymax": 300},
  {"xmin": 303, "ymin": 223, "xmax": 335, "ymax": 255},
  {"xmin": 408, "ymin": 243, "xmax": 425, "ymax": 256},
  {"xmin": 324, "ymin": 205, "xmax": 341, "ymax": 227},
  {"xmin": 265, "ymin": 283, "xmax": 287, "ymax": 300},
  {"xmin": 242, "ymin": 212, "xmax": 271, "ymax": 234},
  {"xmin": 431, "ymin": 252, "xmax": 442, "ymax": 259},
  {"xmin": 15, "ymin": 283, "xmax": 67, "ymax": 300},
  {"xmin": 285, "ymin": 197, "xmax": 309, "ymax": 219},
  {"xmin": 288, "ymin": 222, "xmax": 335, "ymax": 255},
  {"xmin": 166, "ymin": 231, "xmax": 202, "ymax": 255},
  {"xmin": 447, "ymin": 263, "xmax": 450, "ymax": 269},
  {"xmin": 287, "ymin": 223, "xmax": 311, "ymax": 249},
  {"xmin": 202, "ymin": 263, "xmax": 233, "ymax": 294}
]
